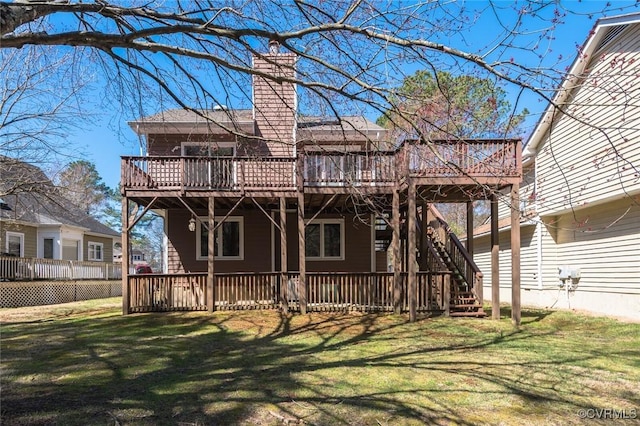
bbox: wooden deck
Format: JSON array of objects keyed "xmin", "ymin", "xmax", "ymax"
[
  {"xmin": 127, "ymin": 272, "xmax": 452, "ymax": 314},
  {"xmin": 121, "ymin": 139, "xmax": 521, "ymax": 195}
]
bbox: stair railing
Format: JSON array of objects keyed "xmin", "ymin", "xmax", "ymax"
[{"xmin": 426, "ymin": 205, "xmax": 483, "ymax": 303}]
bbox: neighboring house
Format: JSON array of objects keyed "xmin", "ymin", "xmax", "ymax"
[
  {"xmin": 472, "ymin": 13, "xmax": 640, "ymax": 320},
  {"xmin": 0, "ymin": 157, "xmax": 120, "ymax": 263},
  {"xmin": 120, "ymin": 41, "xmax": 522, "ymax": 319}
]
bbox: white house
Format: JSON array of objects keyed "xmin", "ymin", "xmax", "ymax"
[{"xmin": 472, "ymin": 13, "xmax": 640, "ymax": 320}]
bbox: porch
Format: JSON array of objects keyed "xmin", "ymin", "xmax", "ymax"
[{"xmin": 127, "ymin": 271, "xmax": 456, "ymax": 314}]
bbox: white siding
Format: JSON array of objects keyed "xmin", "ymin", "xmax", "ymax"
[
  {"xmin": 496, "ymin": 164, "xmax": 536, "ymax": 219},
  {"xmin": 553, "ymin": 196, "xmax": 640, "ymax": 292},
  {"xmin": 473, "ymin": 222, "xmax": 546, "ymax": 291},
  {"xmin": 536, "ymin": 24, "xmax": 640, "ymax": 216}
]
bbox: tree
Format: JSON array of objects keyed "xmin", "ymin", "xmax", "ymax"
[
  {"xmin": 377, "ymin": 70, "xmax": 529, "ymax": 140},
  {"xmin": 55, "ymin": 160, "xmax": 112, "ymax": 215},
  {"xmin": 2, "ymin": 0, "xmax": 639, "ymax": 226}
]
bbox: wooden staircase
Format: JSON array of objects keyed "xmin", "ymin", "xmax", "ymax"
[
  {"xmin": 374, "ymin": 205, "xmax": 485, "ymax": 317},
  {"xmin": 426, "ymin": 223, "xmax": 485, "ymax": 317}
]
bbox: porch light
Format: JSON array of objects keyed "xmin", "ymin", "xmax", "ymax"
[{"xmin": 188, "ymin": 217, "xmax": 196, "ymax": 232}]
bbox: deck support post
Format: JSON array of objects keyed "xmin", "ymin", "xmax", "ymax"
[
  {"xmin": 207, "ymin": 196, "xmax": 215, "ymax": 313},
  {"xmin": 510, "ymin": 184, "xmax": 521, "ymax": 326},
  {"xmin": 491, "ymin": 194, "xmax": 500, "ymax": 319},
  {"xmin": 121, "ymin": 196, "xmax": 130, "ymax": 315},
  {"xmin": 280, "ymin": 197, "xmax": 288, "ymax": 313},
  {"xmin": 466, "ymin": 201, "xmax": 474, "ymax": 285},
  {"xmin": 297, "ymin": 156, "xmax": 307, "ymax": 315},
  {"xmin": 392, "ymin": 188, "xmax": 401, "ymax": 314},
  {"xmin": 297, "ymin": 192, "xmax": 307, "ymax": 314},
  {"xmin": 408, "ymin": 180, "xmax": 417, "ymax": 322}
]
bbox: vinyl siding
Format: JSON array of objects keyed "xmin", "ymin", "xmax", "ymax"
[
  {"xmin": 1, "ymin": 222, "xmax": 37, "ymax": 258},
  {"xmin": 552, "ymin": 196, "xmax": 640, "ymax": 293},
  {"xmin": 83, "ymin": 235, "xmax": 114, "ymax": 263},
  {"xmin": 473, "ymin": 222, "xmax": 546, "ymax": 291},
  {"xmin": 536, "ymin": 24, "xmax": 640, "ymax": 216},
  {"xmin": 497, "ymin": 164, "xmax": 536, "ymax": 219}
]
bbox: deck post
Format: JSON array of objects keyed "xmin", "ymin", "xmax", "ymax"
[
  {"xmin": 466, "ymin": 201, "xmax": 474, "ymax": 285},
  {"xmin": 121, "ymin": 196, "xmax": 130, "ymax": 315},
  {"xmin": 419, "ymin": 202, "xmax": 429, "ymax": 271},
  {"xmin": 491, "ymin": 194, "xmax": 500, "ymax": 319},
  {"xmin": 510, "ymin": 184, "xmax": 521, "ymax": 326},
  {"xmin": 280, "ymin": 196, "xmax": 288, "ymax": 313},
  {"xmin": 443, "ymin": 273, "xmax": 451, "ymax": 317},
  {"xmin": 392, "ymin": 187, "xmax": 401, "ymax": 314},
  {"xmin": 297, "ymin": 155, "xmax": 307, "ymax": 314},
  {"xmin": 207, "ymin": 196, "xmax": 215, "ymax": 313},
  {"xmin": 408, "ymin": 180, "xmax": 417, "ymax": 322}
]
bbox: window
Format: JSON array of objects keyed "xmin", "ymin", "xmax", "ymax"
[
  {"xmin": 305, "ymin": 219, "xmax": 344, "ymax": 260},
  {"xmin": 6, "ymin": 232, "xmax": 24, "ymax": 257},
  {"xmin": 88, "ymin": 242, "xmax": 104, "ymax": 261},
  {"xmin": 43, "ymin": 238, "xmax": 54, "ymax": 259},
  {"xmin": 196, "ymin": 216, "xmax": 243, "ymax": 260}
]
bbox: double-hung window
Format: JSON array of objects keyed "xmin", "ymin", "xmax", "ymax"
[
  {"xmin": 305, "ymin": 219, "xmax": 344, "ymax": 260},
  {"xmin": 88, "ymin": 242, "xmax": 104, "ymax": 261},
  {"xmin": 6, "ymin": 232, "xmax": 24, "ymax": 257},
  {"xmin": 196, "ymin": 216, "xmax": 243, "ymax": 260}
]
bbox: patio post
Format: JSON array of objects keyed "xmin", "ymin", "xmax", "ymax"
[
  {"xmin": 121, "ymin": 196, "xmax": 130, "ymax": 315},
  {"xmin": 408, "ymin": 179, "xmax": 417, "ymax": 322},
  {"xmin": 491, "ymin": 193, "xmax": 500, "ymax": 319},
  {"xmin": 297, "ymin": 155, "xmax": 307, "ymax": 314},
  {"xmin": 510, "ymin": 183, "xmax": 521, "ymax": 326},
  {"xmin": 392, "ymin": 187, "xmax": 401, "ymax": 314},
  {"xmin": 280, "ymin": 196, "xmax": 288, "ymax": 313},
  {"xmin": 207, "ymin": 196, "xmax": 215, "ymax": 313}
]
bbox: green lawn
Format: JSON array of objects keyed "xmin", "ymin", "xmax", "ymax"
[{"xmin": 1, "ymin": 299, "xmax": 638, "ymax": 425}]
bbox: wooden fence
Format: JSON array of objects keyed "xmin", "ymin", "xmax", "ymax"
[{"xmin": 0, "ymin": 256, "xmax": 122, "ymax": 281}]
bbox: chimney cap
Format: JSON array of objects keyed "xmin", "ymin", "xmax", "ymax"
[{"xmin": 268, "ymin": 39, "xmax": 280, "ymax": 54}]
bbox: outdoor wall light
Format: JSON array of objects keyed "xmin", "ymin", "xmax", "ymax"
[{"xmin": 188, "ymin": 217, "xmax": 196, "ymax": 232}]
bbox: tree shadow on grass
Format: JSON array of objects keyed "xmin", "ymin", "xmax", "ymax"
[{"xmin": 1, "ymin": 308, "xmax": 639, "ymax": 425}]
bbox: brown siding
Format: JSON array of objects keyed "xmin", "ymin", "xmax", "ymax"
[
  {"xmin": 167, "ymin": 209, "xmax": 272, "ymax": 273},
  {"xmin": 252, "ymin": 52, "xmax": 296, "ymax": 157},
  {"xmin": 275, "ymin": 213, "xmax": 373, "ymax": 273},
  {"xmin": 148, "ymin": 134, "xmax": 236, "ymax": 155}
]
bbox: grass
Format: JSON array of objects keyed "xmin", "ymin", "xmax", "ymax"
[{"xmin": 1, "ymin": 299, "xmax": 639, "ymax": 425}]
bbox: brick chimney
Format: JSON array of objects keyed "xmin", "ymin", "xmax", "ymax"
[{"xmin": 252, "ymin": 40, "xmax": 297, "ymax": 156}]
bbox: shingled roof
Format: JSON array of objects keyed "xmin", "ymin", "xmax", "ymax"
[{"xmin": 0, "ymin": 157, "xmax": 119, "ymax": 237}]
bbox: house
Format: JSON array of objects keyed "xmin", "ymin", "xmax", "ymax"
[
  {"xmin": 0, "ymin": 157, "xmax": 119, "ymax": 264},
  {"xmin": 471, "ymin": 13, "xmax": 640, "ymax": 320},
  {"xmin": 120, "ymin": 41, "xmax": 523, "ymax": 321}
]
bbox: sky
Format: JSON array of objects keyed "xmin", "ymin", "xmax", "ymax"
[{"xmin": 45, "ymin": 1, "xmax": 640, "ymax": 190}]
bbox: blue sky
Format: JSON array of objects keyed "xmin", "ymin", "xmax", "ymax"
[{"xmin": 65, "ymin": 1, "xmax": 640, "ymax": 189}]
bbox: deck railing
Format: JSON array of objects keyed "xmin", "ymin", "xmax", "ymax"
[
  {"xmin": 126, "ymin": 271, "xmax": 452, "ymax": 313},
  {"xmin": 122, "ymin": 156, "xmax": 296, "ymax": 191},
  {"xmin": 0, "ymin": 256, "xmax": 122, "ymax": 281},
  {"xmin": 303, "ymin": 152, "xmax": 396, "ymax": 187},
  {"xmin": 121, "ymin": 139, "xmax": 520, "ymax": 191},
  {"xmin": 407, "ymin": 139, "xmax": 521, "ymax": 178}
]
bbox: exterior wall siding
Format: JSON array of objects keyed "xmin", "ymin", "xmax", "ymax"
[
  {"xmin": 83, "ymin": 235, "xmax": 114, "ymax": 263},
  {"xmin": 475, "ymin": 197, "xmax": 640, "ymax": 320},
  {"xmin": 252, "ymin": 53, "xmax": 297, "ymax": 157},
  {"xmin": 1, "ymin": 222, "xmax": 38, "ymax": 258},
  {"xmin": 167, "ymin": 209, "xmax": 373, "ymax": 274},
  {"xmin": 536, "ymin": 25, "xmax": 640, "ymax": 216}
]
